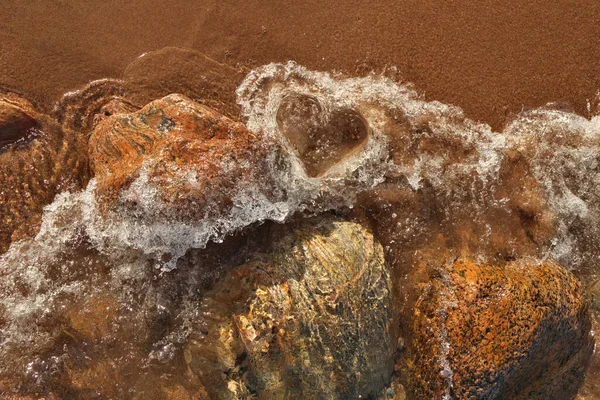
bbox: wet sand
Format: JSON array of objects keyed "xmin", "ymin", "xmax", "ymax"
[{"xmin": 1, "ymin": 0, "xmax": 600, "ymax": 129}]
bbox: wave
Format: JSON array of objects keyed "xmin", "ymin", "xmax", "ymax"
[{"xmin": 1, "ymin": 61, "xmax": 599, "ymax": 395}]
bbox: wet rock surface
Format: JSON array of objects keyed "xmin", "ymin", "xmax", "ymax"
[
  {"xmin": 185, "ymin": 217, "xmax": 393, "ymax": 399},
  {"xmin": 0, "ymin": 60, "xmax": 599, "ymax": 399},
  {"xmin": 408, "ymin": 259, "xmax": 593, "ymax": 400},
  {"xmin": 89, "ymin": 93, "xmax": 274, "ymax": 206},
  {"xmin": 0, "ymin": 94, "xmax": 90, "ymax": 254}
]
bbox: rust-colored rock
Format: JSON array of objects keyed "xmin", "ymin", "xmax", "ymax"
[
  {"xmin": 407, "ymin": 258, "xmax": 593, "ymax": 400},
  {"xmin": 89, "ymin": 93, "xmax": 280, "ymax": 211},
  {"xmin": 185, "ymin": 217, "xmax": 394, "ymax": 399}
]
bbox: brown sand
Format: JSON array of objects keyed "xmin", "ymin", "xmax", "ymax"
[{"xmin": 1, "ymin": 0, "xmax": 600, "ymax": 129}]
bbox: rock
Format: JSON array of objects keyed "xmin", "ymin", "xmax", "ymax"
[
  {"xmin": 0, "ymin": 94, "xmax": 38, "ymax": 148},
  {"xmin": 184, "ymin": 217, "xmax": 394, "ymax": 399},
  {"xmin": 89, "ymin": 93, "xmax": 282, "ymax": 210},
  {"xmin": 0, "ymin": 94, "xmax": 90, "ymax": 254},
  {"xmin": 407, "ymin": 258, "xmax": 593, "ymax": 400}
]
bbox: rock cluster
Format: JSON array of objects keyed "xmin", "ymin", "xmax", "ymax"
[{"xmin": 0, "ymin": 66, "xmax": 597, "ymax": 400}]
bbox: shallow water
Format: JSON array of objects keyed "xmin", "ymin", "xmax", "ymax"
[{"xmin": 1, "ymin": 56, "xmax": 600, "ymax": 398}]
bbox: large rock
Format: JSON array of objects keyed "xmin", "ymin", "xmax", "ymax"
[
  {"xmin": 407, "ymin": 258, "xmax": 593, "ymax": 400},
  {"xmin": 89, "ymin": 93, "xmax": 283, "ymax": 210},
  {"xmin": 184, "ymin": 217, "xmax": 394, "ymax": 399}
]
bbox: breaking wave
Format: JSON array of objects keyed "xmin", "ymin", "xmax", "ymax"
[{"xmin": 1, "ymin": 61, "xmax": 600, "ymax": 396}]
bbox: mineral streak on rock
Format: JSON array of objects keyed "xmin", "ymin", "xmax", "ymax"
[
  {"xmin": 185, "ymin": 218, "xmax": 394, "ymax": 399},
  {"xmin": 0, "ymin": 94, "xmax": 90, "ymax": 254},
  {"xmin": 408, "ymin": 259, "xmax": 593, "ymax": 400}
]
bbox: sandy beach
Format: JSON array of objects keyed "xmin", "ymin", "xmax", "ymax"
[{"xmin": 1, "ymin": 0, "xmax": 599, "ymax": 129}]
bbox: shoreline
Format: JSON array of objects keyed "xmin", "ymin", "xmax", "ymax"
[{"xmin": 1, "ymin": 1, "xmax": 600, "ymax": 130}]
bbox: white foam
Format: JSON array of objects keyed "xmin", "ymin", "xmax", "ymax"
[{"xmin": 2, "ymin": 62, "xmax": 600, "ymax": 386}]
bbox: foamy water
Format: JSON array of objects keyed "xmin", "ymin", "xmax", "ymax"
[{"xmin": 1, "ymin": 62, "xmax": 599, "ymax": 397}]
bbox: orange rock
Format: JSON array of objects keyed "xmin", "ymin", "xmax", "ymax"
[
  {"xmin": 407, "ymin": 259, "xmax": 593, "ymax": 400},
  {"xmin": 89, "ymin": 94, "xmax": 281, "ymax": 213}
]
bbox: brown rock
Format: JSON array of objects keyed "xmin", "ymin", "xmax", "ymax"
[
  {"xmin": 0, "ymin": 94, "xmax": 90, "ymax": 254},
  {"xmin": 89, "ymin": 93, "xmax": 282, "ymax": 213},
  {"xmin": 0, "ymin": 95, "xmax": 38, "ymax": 148},
  {"xmin": 407, "ymin": 258, "xmax": 593, "ymax": 400},
  {"xmin": 184, "ymin": 217, "xmax": 394, "ymax": 399}
]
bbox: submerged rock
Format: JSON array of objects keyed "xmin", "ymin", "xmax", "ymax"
[
  {"xmin": 408, "ymin": 258, "xmax": 593, "ymax": 400},
  {"xmin": 185, "ymin": 217, "xmax": 394, "ymax": 399},
  {"xmin": 0, "ymin": 95, "xmax": 38, "ymax": 148},
  {"xmin": 0, "ymin": 94, "xmax": 90, "ymax": 254}
]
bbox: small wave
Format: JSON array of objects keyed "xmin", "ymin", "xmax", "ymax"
[{"xmin": 1, "ymin": 62, "xmax": 599, "ymax": 395}]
